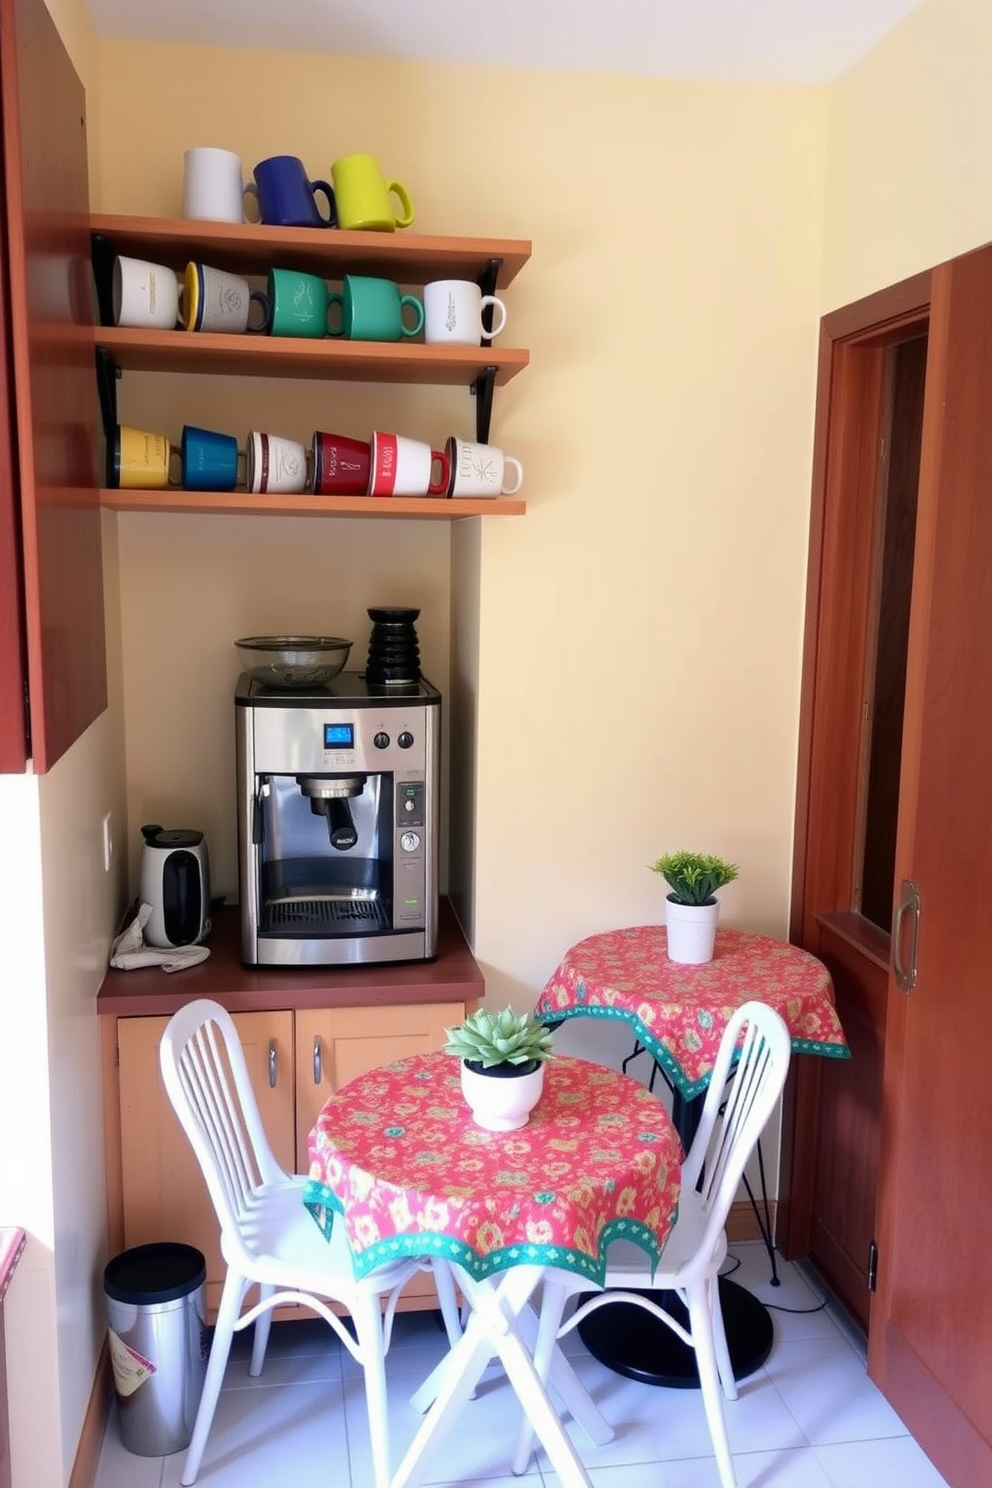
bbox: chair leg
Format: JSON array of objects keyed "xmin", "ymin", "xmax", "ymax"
[
  {"xmin": 686, "ymin": 1279, "xmax": 737, "ymax": 1488},
  {"xmin": 249, "ymin": 1282, "xmax": 275, "ymax": 1376},
  {"xmin": 181, "ymin": 1268, "xmax": 248, "ymax": 1487},
  {"xmin": 351, "ymin": 1289, "xmax": 393, "ymax": 1488},
  {"xmin": 710, "ymin": 1273, "xmax": 738, "ymax": 1402},
  {"xmin": 431, "ymin": 1260, "xmax": 463, "ymax": 1349}
]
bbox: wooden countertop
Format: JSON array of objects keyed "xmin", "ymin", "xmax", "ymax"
[{"xmin": 96, "ymin": 897, "xmax": 484, "ymax": 1017}]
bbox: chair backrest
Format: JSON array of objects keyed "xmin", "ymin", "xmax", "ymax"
[
  {"xmin": 159, "ymin": 999, "xmax": 288, "ymax": 1243},
  {"xmin": 679, "ymin": 1000, "xmax": 791, "ymax": 1273}
]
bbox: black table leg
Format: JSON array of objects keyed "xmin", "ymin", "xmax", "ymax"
[{"xmin": 576, "ymin": 1084, "xmax": 775, "ymax": 1387}]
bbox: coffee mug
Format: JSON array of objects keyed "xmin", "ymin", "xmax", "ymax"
[
  {"xmin": 108, "ymin": 425, "xmax": 172, "ymax": 489},
  {"xmin": 445, "ymin": 436, "xmax": 524, "ymax": 497},
  {"xmin": 180, "ymin": 425, "xmax": 242, "ymax": 492},
  {"xmin": 253, "ymin": 267, "xmax": 331, "ymax": 338},
  {"xmin": 182, "ymin": 262, "xmax": 268, "ymax": 334},
  {"xmin": 244, "ymin": 155, "xmax": 336, "ymax": 229},
  {"xmin": 182, "ymin": 147, "xmax": 246, "ymax": 224},
  {"xmin": 246, "ymin": 431, "xmax": 310, "ymax": 494},
  {"xmin": 112, "ymin": 256, "xmax": 180, "ymax": 330},
  {"xmin": 369, "ymin": 431, "xmax": 449, "ymax": 497},
  {"xmin": 311, "ymin": 431, "xmax": 372, "ymax": 495},
  {"xmin": 327, "ymin": 275, "xmax": 424, "ymax": 341},
  {"xmin": 424, "ymin": 280, "xmax": 508, "ymax": 346},
  {"xmin": 330, "ymin": 153, "xmax": 414, "ymax": 232}
]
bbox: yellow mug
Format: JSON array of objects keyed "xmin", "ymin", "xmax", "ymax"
[
  {"xmin": 110, "ymin": 425, "xmax": 172, "ymax": 489},
  {"xmin": 330, "ymin": 153, "xmax": 414, "ymax": 233}
]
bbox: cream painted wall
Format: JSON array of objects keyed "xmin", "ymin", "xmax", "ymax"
[{"xmin": 823, "ymin": 0, "xmax": 992, "ymax": 309}]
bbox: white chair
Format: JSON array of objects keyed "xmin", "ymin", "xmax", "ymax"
[
  {"xmin": 514, "ymin": 1000, "xmax": 792, "ymax": 1488},
  {"xmin": 159, "ymin": 998, "xmax": 462, "ymax": 1488}
]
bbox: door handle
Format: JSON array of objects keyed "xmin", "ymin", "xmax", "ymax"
[
  {"xmin": 268, "ymin": 1039, "xmax": 277, "ymax": 1088},
  {"xmin": 892, "ymin": 878, "xmax": 921, "ymax": 994},
  {"xmin": 313, "ymin": 1036, "xmax": 322, "ymax": 1086}
]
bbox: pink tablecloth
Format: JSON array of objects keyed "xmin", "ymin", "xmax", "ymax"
[
  {"xmin": 537, "ymin": 926, "xmax": 849, "ymax": 1098},
  {"xmin": 305, "ymin": 1051, "xmax": 681, "ymax": 1285}
]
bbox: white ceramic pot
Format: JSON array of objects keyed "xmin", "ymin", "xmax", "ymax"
[
  {"xmin": 460, "ymin": 1059, "xmax": 545, "ymax": 1131},
  {"xmin": 664, "ymin": 896, "xmax": 720, "ymax": 964}
]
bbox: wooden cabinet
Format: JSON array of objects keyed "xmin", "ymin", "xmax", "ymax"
[
  {"xmin": 88, "ymin": 213, "xmax": 530, "ymax": 520},
  {"xmin": 0, "ymin": 0, "xmax": 106, "ymax": 772},
  {"xmin": 111, "ymin": 1001, "xmax": 468, "ymax": 1317}
]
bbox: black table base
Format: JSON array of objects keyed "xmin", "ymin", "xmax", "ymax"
[{"xmin": 576, "ymin": 1276, "xmax": 774, "ymax": 1389}]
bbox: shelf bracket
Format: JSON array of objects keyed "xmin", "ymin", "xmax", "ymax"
[
  {"xmin": 470, "ymin": 367, "xmax": 498, "ymax": 444},
  {"xmin": 476, "ymin": 257, "xmax": 504, "ymax": 348},
  {"xmin": 95, "ymin": 345, "xmax": 120, "ymax": 449},
  {"xmin": 90, "ymin": 232, "xmax": 116, "ymax": 328}
]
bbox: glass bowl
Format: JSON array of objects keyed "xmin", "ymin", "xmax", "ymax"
[{"xmin": 235, "ymin": 635, "xmax": 352, "ymax": 689}]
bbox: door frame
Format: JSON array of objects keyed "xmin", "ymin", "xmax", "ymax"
[{"xmin": 778, "ymin": 267, "xmax": 932, "ymax": 1258}]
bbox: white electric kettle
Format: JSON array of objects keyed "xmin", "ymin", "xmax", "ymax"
[{"xmin": 139, "ymin": 824, "xmax": 211, "ymax": 948}]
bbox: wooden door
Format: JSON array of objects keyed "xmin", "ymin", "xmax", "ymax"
[
  {"xmin": 117, "ymin": 1012, "xmax": 295, "ymax": 1316},
  {"xmin": 869, "ymin": 242, "xmax": 992, "ymax": 1486},
  {"xmin": 780, "ymin": 272, "xmax": 932, "ymax": 1331},
  {"xmin": 0, "ymin": 0, "xmax": 105, "ymax": 771}
]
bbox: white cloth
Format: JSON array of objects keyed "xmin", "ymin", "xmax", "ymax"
[{"xmin": 110, "ymin": 901, "xmax": 211, "ymax": 974}]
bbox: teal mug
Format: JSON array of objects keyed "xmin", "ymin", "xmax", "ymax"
[
  {"xmin": 327, "ymin": 274, "xmax": 424, "ymax": 342},
  {"xmin": 254, "ymin": 267, "xmax": 332, "ymax": 338}
]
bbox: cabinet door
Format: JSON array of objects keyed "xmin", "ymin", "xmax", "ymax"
[
  {"xmin": 0, "ymin": 0, "xmax": 106, "ymax": 771},
  {"xmin": 117, "ymin": 1012, "xmax": 294, "ymax": 1315}
]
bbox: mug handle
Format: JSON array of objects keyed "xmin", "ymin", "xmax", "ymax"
[
  {"xmin": 400, "ymin": 294, "xmax": 424, "ymax": 338},
  {"xmin": 481, "ymin": 295, "xmax": 507, "ymax": 339},
  {"xmin": 247, "ymin": 291, "xmax": 271, "ymax": 334},
  {"xmin": 386, "ymin": 180, "xmax": 414, "ymax": 229},
  {"xmin": 501, "ymin": 456, "xmax": 524, "ymax": 495},
  {"xmin": 168, "ymin": 446, "xmax": 184, "ymax": 489},
  {"xmin": 242, "ymin": 182, "xmax": 261, "ymax": 224},
  {"xmin": 428, "ymin": 448, "xmax": 450, "ymax": 497},
  {"xmin": 326, "ymin": 292, "xmax": 345, "ymax": 337},
  {"xmin": 309, "ymin": 180, "xmax": 337, "ymax": 227}
]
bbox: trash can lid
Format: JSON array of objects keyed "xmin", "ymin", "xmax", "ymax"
[{"xmin": 104, "ymin": 1242, "xmax": 206, "ymax": 1304}]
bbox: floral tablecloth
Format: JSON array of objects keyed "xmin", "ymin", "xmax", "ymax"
[
  {"xmin": 536, "ymin": 926, "xmax": 850, "ymax": 1099},
  {"xmin": 304, "ymin": 1051, "xmax": 681, "ymax": 1285}
]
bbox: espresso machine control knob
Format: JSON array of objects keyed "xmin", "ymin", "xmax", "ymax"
[
  {"xmin": 373, "ymin": 731, "xmax": 390, "ymax": 749},
  {"xmin": 398, "ymin": 731, "xmax": 414, "ymax": 749},
  {"xmin": 401, "ymin": 831, "xmax": 420, "ymax": 852}
]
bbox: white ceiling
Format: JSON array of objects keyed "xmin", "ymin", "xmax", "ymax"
[{"xmin": 83, "ymin": 0, "xmax": 926, "ymax": 85}]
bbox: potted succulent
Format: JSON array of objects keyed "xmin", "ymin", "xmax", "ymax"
[
  {"xmin": 444, "ymin": 1005, "xmax": 554, "ymax": 1131},
  {"xmin": 650, "ymin": 850, "xmax": 739, "ymax": 965}
]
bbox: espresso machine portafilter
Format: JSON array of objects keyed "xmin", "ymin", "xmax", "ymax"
[{"xmin": 296, "ymin": 773, "xmax": 367, "ymax": 850}]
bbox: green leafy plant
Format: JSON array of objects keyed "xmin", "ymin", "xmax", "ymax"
[
  {"xmin": 651, "ymin": 850, "xmax": 739, "ymax": 905},
  {"xmin": 444, "ymin": 1004, "xmax": 555, "ymax": 1070}
]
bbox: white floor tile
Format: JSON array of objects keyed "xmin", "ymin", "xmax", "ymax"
[
  {"xmin": 545, "ymin": 1443, "xmax": 837, "ymax": 1486},
  {"xmin": 761, "ymin": 1335, "xmax": 909, "ymax": 1445},
  {"xmin": 92, "ymin": 1417, "xmax": 166, "ymax": 1488},
  {"xmin": 722, "ymin": 1244, "xmax": 843, "ymax": 1345},
  {"xmin": 813, "ymin": 1435, "xmax": 952, "ymax": 1488}
]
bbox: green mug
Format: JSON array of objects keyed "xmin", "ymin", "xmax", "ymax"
[
  {"xmin": 255, "ymin": 267, "xmax": 331, "ymax": 338},
  {"xmin": 327, "ymin": 274, "xmax": 424, "ymax": 342}
]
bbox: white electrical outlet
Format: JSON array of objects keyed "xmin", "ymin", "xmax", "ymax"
[{"xmin": 102, "ymin": 812, "xmax": 114, "ymax": 872}]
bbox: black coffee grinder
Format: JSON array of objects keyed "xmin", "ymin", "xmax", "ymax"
[{"xmin": 364, "ymin": 606, "xmax": 421, "ymax": 685}]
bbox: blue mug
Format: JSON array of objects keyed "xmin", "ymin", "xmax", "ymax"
[
  {"xmin": 244, "ymin": 155, "xmax": 336, "ymax": 229},
  {"xmin": 180, "ymin": 425, "xmax": 242, "ymax": 491}
]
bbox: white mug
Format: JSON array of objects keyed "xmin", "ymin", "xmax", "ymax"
[
  {"xmin": 423, "ymin": 280, "xmax": 507, "ymax": 346},
  {"xmin": 369, "ymin": 431, "xmax": 450, "ymax": 497},
  {"xmin": 182, "ymin": 147, "xmax": 246, "ymax": 224},
  {"xmin": 445, "ymin": 436, "xmax": 523, "ymax": 497},
  {"xmin": 246, "ymin": 432, "xmax": 309, "ymax": 494},
  {"xmin": 112, "ymin": 255, "xmax": 180, "ymax": 330}
]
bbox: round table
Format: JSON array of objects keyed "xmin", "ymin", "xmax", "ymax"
[
  {"xmin": 304, "ymin": 1050, "xmax": 683, "ymax": 1488},
  {"xmin": 536, "ymin": 925, "xmax": 850, "ymax": 1387}
]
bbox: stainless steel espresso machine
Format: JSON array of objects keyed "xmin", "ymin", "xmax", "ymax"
[{"xmin": 235, "ymin": 672, "xmax": 440, "ymax": 966}]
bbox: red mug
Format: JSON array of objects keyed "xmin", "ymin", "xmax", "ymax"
[
  {"xmin": 311, "ymin": 431, "xmax": 372, "ymax": 496},
  {"xmin": 369, "ymin": 431, "xmax": 450, "ymax": 497}
]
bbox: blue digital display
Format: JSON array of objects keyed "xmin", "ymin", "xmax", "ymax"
[{"xmin": 324, "ymin": 723, "xmax": 354, "ymax": 748}]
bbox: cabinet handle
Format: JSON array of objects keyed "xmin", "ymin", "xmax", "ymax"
[
  {"xmin": 892, "ymin": 878, "xmax": 921, "ymax": 994},
  {"xmin": 313, "ymin": 1036, "xmax": 322, "ymax": 1086},
  {"xmin": 268, "ymin": 1039, "xmax": 277, "ymax": 1088}
]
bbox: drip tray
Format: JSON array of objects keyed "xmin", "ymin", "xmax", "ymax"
[{"xmin": 263, "ymin": 896, "xmax": 391, "ymax": 935}]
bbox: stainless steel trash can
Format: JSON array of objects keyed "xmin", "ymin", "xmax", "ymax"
[{"xmin": 104, "ymin": 1242, "xmax": 208, "ymax": 1456}]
